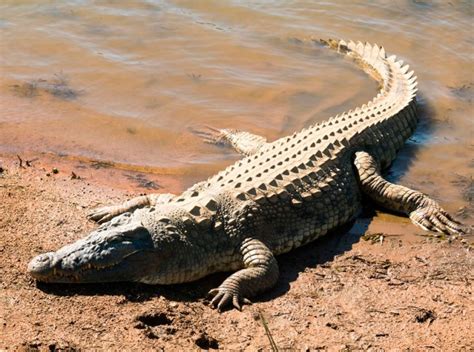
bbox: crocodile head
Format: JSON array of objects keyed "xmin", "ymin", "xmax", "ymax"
[
  {"xmin": 27, "ymin": 220, "xmax": 164, "ymax": 283},
  {"xmin": 28, "ymin": 199, "xmax": 220, "ymax": 285}
]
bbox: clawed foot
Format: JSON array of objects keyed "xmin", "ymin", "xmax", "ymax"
[
  {"xmin": 189, "ymin": 126, "xmax": 230, "ymax": 146},
  {"xmin": 207, "ymin": 288, "xmax": 252, "ymax": 312},
  {"xmin": 409, "ymin": 205, "xmax": 470, "ymax": 236},
  {"xmin": 87, "ymin": 206, "xmax": 121, "ymax": 224}
]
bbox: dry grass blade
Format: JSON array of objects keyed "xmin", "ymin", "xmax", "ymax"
[{"xmin": 258, "ymin": 310, "xmax": 279, "ymax": 352}]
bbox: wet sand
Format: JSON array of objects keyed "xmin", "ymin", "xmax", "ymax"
[{"xmin": 0, "ymin": 155, "xmax": 473, "ymax": 350}]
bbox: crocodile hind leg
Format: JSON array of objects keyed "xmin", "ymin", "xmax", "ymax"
[
  {"xmin": 194, "ymin": 127, "xmax": 267, "ymax": 156},
  {"xmin": 87, "ymin": 193, "xmax": 175, "ymax": 224},
  {"xmin": 208, "ymin": 238, "xmax": 279, "ymax": 312},
  {"xmin": 354, "ymin": 151, "xmax": 469, "ymax": 235}
]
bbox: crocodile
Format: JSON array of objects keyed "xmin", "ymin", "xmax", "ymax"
[{"xmin": 28, "ymin": 39, "xmax": 468, "ymax": 311}]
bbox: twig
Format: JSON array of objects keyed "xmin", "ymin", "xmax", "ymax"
[
  {"xmin": 258, "ymin": 310, "xmax": 279, "ymax": 352},
  {"xmin": 17, "ymin": 155, "xmax": 24, "ymax": 168},
  {"xmin": 16, "ymin": 155, "xmax": 36, "ymax": 168}
]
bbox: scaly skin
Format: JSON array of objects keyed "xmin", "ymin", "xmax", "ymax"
[{"xmin": 28, "ymin": 39, "xmax": 469, "ymax": 312}]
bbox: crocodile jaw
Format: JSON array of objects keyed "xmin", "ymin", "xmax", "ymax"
[{"xmin": 28, "ymin": 223, "xmax": 158, "ymax": 283}]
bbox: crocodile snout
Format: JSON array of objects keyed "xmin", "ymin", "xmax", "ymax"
[{"xmin": 28, "ymin": 252, "xmax": 57, "ymax": 279}]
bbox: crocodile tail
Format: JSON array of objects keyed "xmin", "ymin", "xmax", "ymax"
[{"xmin": 320, "ymin": 39, "xmax": 418, "ymax": 109}]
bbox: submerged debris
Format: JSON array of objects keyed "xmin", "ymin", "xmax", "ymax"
[
  {"xmin": 126, "ymin": 127, "xmax": 137, "ymax": 135},
  {"xmin": 45, "ymin": 73, "xmax": 81, "ymax": 100},
  {"xmin": 448, "ymin": 82, "xmax": 473, "ymax": 102},
  {"xmin": 89, "ymin": 160, "xmax": 114, "ymax": 169},
  {"xmin": 125, "ymin": 173, "xmax": 160, "ymax": 190},
  {"xmin": 10, "ymin": 80, "xmax": 40, "ymax": 98},
  {"xmin": 10, "ymin": 72, "xmax": 82, "ymax": 100},
  {"xmin": 187, "ymin": 73, "xmax": 202, "ymax": 82},
  {"xmin": 451, "ymin": 174, "xmax": 473, "ymax": 204}
]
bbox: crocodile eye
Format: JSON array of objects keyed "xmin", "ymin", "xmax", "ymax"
[{"xmin": 108, "ymin": 235, "xmax": 124, "ymax": 244}]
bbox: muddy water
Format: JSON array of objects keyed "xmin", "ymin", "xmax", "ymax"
[{"xmin": 0, "ymin": 1, "xmax": 472, "ymax": 219}]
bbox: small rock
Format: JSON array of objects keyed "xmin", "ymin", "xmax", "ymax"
[
  {"xmin": 52, "ymin": 168, "xmax": 59, "ymax": 174},
  {"xmin": 415, "ymin": 308, "xmax": 436, "ymax": 323}
]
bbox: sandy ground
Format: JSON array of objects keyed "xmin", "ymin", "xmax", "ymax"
[{"xmin": 0, "ymin": 154, "xmax": 473, "ymax": 351}]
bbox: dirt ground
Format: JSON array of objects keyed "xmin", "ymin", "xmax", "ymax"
[{"xmin": 0, "ymin": 154, "xmax": 473, "ymax": 351}]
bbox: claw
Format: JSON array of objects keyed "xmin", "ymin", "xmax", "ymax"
[
  {"xmin": 189, "ymin": 126, "xmax": 228, "ymax": 146},
  {"xmin": 87, "ymin": 206, "xmax": 120, "ymax": 224},
  {"xmin": 217, "ymin": 293, "xmax": 232, "ymax": 312},
  {"xmin": 211, "ymin": 292, "xmax": 225, "ymax": 308},
  {"xmin": 410, "ymin": 206, "xmax": 469, "ymax": 236},
  {"xmin": 242, "ymin": 297, "xmax": 252, "ymax": 305},
  {"xmin": 208, "ymin": 288, "xmax": 219, "ymax": 297},
  {"xmin": 232, "ymin": 296, "xmax": 242, "ymax": 311},
  {"xmin": 207, "ymin": 287, "xmax": 251, "ymax": 312}
]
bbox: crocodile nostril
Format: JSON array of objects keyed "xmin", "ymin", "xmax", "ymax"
[{"xmin": 36, "ymin": 254, "xmax": 51, "ymax": 263}]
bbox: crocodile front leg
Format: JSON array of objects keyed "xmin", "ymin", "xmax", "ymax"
[
  {"xmin": 208, "ymin": 238, "xmax": 279, "ymax": 312},
  {"xmin": 354, "ymin": 151, "xmax": 468, "ymax": 235},
  {"xmin": 87, "ymin": 193, "xmax": 175, "ymax": 224},
  {"xmin": 194, "ymin": 127, "xmax": 268, "ymax": 156}
]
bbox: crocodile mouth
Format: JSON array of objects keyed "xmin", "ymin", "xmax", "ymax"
[
  {"xmin": 28, "ymin": 223, "xmax": 157, "ymax": 283},
  {"xmin": 27, "ymin": 251, "xmax": 141, "ymax": 283}
]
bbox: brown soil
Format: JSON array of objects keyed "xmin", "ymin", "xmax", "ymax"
[{"xmin": 0, "ymin": 154, "xmax": 473, "ymax": 351}]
